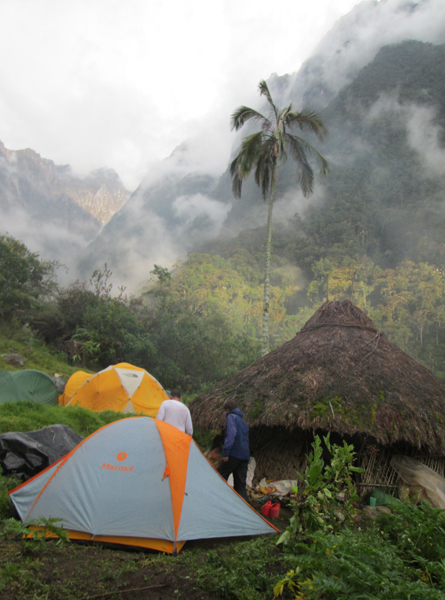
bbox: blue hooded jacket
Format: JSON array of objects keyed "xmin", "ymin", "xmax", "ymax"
[{"xmin": 222, "ymin": 408, "xmax": 250, "ymax": 461}]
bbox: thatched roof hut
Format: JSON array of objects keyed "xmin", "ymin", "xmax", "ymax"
[{"xmin": 190, "ymin": 300, "xmax": 445, "ymax": 487}]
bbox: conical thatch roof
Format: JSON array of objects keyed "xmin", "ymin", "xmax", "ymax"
[{"xmin": 190, "ymin": 300, "xmax": 445, "ymax": 454}]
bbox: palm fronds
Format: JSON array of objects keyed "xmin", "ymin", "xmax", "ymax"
[
  {"xmin": 285, "ymin": 134, "xmax": 330, "ymax": 195},
  {"xmin": 258, "ymin": 80, "xmax": 278, "ymax": 122},
  {"xmin": 231, "ymin": 106, "xmax": 270, "ymax": 132},
  {"xmin": 284, "ymin": 109, "xmax": 328, "ymax": 140},
  {"xmin": 230, "ymin": 83, "xmax": 328, "ymax": 198}
]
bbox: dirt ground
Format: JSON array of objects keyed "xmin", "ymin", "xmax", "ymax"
[
  {"xmin": 0, "ymin": 536, "xmax": 234, "ymax": 600},
  {"xmin": 0, "ymin": 507, "xmax": 292, "ymax": 600}
]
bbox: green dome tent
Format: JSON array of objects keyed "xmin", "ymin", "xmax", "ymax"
[{"xmin": 0, "ymin": 370, "xmax": 58, "ymax": 405}]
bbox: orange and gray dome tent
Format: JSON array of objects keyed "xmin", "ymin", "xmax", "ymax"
[
  {"xmin": 9, "ymin": 417, "xmax": 277, "ymax": 554},
  {"xmin": 59, "ymin": 363, "xmax": 168, "ymax": 416}
]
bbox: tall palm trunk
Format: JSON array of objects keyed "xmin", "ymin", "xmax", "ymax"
[
  {"xmin": 261, "ymin": 163, "xmax": 277, "ymax": 356},
  {"xmin": 230, "ymin": 80, "xmax": 328, "ymax": 356}
]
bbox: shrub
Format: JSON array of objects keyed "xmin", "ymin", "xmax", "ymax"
[
  {"xmin": 0, "ymin": 235, "xmax": 57, "ymax": 319},
  {"xmin": 2, "ymin": 516, "xmax": 69, "ymax": 554},
  {"xmin": 278, "ymin": 434, "xmax": 363, "ymax": 544},
  {"xmin": 0, "ymin": 476, "xmax": 21, "ymax": 520},
  {"xmin": 274, "ymin": 527, "xmax": 445, "ymax": 599},
  {"xmin": 275, "ymin": 435, "xmax": 445, "ymax": 599}
]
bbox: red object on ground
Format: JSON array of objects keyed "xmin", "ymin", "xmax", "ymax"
[
  {"xmin": 261, "ymin": 501, "xmax": 272, "ymax": 516},
  {"xmin": 269, "ymin": 503, "xmax": 280, "ymax": 518}
]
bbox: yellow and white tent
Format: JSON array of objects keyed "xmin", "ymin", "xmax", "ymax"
[{"xmin": 59, "ymin": 363, "xmax": 168, "ymax": 416}]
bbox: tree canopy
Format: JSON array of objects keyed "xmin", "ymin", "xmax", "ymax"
[{"xmin": 0, "ymin": 235, "xmax": 56, "ymax": 318}]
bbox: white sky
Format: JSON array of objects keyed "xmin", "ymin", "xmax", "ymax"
[{"xmin": 0, "ymin": 0, "xmax": 362, "ymax": 190}]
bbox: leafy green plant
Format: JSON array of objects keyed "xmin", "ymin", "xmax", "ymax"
[
  {"xmin": 377, "ymin": 499, "xmax": 445, "ymax": 587},
  {"xmin": 0, "ymin": 475, "xmax": 21, "ymax": 519},
  {"xmin": 274, "ymin": 527, "xmax": 445, "ymax": 600},
  {"xmin": 0, "ymin": 234, "xmax": 58, "ymax": 320},
  {"xmin": 275, "ymin": 437, "xmax": 445, "ymax": 599},
  {"xmin": 192, "ymin": 427, "xmax": 221, "ymax": 452},
  {"xmin": 278, "ymin": 434, "xmax": 363, "ymax": 545},
  {"xmin": 2, "ymin": 517, "xmax": 69, "ymax": 554},
  {"xmin": 187, "ymin": 536, "xmax": 283, "ymax": 600}
]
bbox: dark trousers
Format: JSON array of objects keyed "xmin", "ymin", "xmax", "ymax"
[{"xmin": 218, "ymin": 457, "xmax": 249, "ymax": 501}]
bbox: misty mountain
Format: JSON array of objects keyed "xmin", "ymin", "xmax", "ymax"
[
  {"xmin": 314, "ymin": 39, "xmax": 445, "ymax": 267},
  {"xmin": 4, "ymin": 0, "xmax": 441, "ymax": 290},
  {"xmin": 78, "ymin": 132, "xmax": 232, "ymax": 284},
  {"xmin": 198, "ymin": 42, "xmax": 445, "ymax": 274},
  {"xmin": 82, "ymin": 13, "xmax": 445, "ymax": 290},
  {"xmin": 0, "ymin": 141, "xmax": 130, "ymax": 275},
  {"xmin": 79, "ymin": 169, "xmax": 222, "ymax": 286}
]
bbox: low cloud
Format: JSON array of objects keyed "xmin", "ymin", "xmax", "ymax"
[
  {"xmin": 406, "ymin": 106, "xmax": 445, "ymax": 177},
  {"xmin": 274, "ymin": 186, "xmax": 326, "ymax": 222},
  {"xmin": 173, "ymin": 193, "xmax": 231, "ymax": 238},
  {"xmin": 366, "ymin": 92, "xmax": 445, "ymax": 177},
  {"xmin": 0, "ymin": 206, "xmax": 93, "ymax": 286},
  {"xmin": 220, "ymin": 184, "xmax": 326, "ymax": 238},
  {"xmin": 281, "ymin": 0, "xmax": 445, "ymax": 109},
  {"xmin": 138, "ymin": 122, "xmax": 233, "ymax": 192},
  {"xmin": 84, "ymin": 189, "xmax": 233, "ymax": 291}
]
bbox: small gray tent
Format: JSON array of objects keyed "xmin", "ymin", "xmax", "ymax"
[{"xmin": 0, "ymin": 370, "xmax": 58, "ymax": 405}]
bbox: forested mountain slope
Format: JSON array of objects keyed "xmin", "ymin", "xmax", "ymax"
[
  {"xmin": 77, "ymin": 12, "xmax": 445, "ymax": 381},
  {"xmin": 4, "ymin": 1, "xmax": 445, "ymax": 390},
  {"xmin": 83, "ymin": 33, "xmax": 445, "ymax": 281},
  {"xmin": 158, "ymin": 40, "xmax": 445, "ymax": 379},
  {"xmin": 295, "ymin": 40, "xmax": 445, "ymax": 270}
]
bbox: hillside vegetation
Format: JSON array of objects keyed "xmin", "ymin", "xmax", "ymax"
[
  {"xmin": 52, "ymin": 41, "xmax": 445, "ymax": 384},
  {"xmin": 194, "ymin": 41, "xmax": 445, "ymax": 379},
  {"xmin": 2, "ymin": 41, "xmax": 445, "ymax": 388},
  {"xmin": 0, "ymin": 234, "xmax": 261, "ymax": 391},
  {"xmin": 0, "ymin": 321, "xmax": 84, "ymax": 381}
]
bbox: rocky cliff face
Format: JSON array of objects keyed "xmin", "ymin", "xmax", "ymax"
[
  {"xmin": 77, "ymin": 181, "xmax": 129, "ymax": 224},
  {"xmin": 0, "ymin": 141, "xmax": 130, "ymax": 278},
  {"xmin": 0, "ymin": 142, "xmax": 130, "ymax": 224},
  {"xmin": 49, "ymin": 170, "xmax": 130, "ymax": 224}
]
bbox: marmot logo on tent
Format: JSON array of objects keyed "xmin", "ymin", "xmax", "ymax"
[
  {"xmin": 102, "ymin": 451, "xmax": 132, "ymax": 472},
  {"xmin": 101, "ymin": 463, "xmax": 134, "ymax": 472}
]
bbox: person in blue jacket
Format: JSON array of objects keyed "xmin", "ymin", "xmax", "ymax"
[{"xmin": 217, "ymin": 400, "xmax": 250, "ymax": 501}]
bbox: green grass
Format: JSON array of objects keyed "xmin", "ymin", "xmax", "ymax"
[
  {"xmin": 0, "ymin": 401, "xmax": 129, "ymax": 437},
  {"xmin": 182, "ymin": 536, "xmax": 284, "ymax": 600},
  {"xmin": 0, "ymin": 320, "xmax": 93, "ymax": 381}
]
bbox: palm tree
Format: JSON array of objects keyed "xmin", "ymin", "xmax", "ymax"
[{"xmin": 230, "ymin": 80, "xmax": 329, "ymax": 356}]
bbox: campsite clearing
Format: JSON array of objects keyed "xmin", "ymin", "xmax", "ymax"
[
  {"xmin": 0, "ymin": 524, "xmax": 288, "ymax": 600},
  {"xmin": 3, "ymin": 499, "xmax": 445, "ymax": 600}
]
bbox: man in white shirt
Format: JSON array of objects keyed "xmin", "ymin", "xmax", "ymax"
[{"xmin": 156, "ymin": 389, "xmax": 193, "ymax": 436}]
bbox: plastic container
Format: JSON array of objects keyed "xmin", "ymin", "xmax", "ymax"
[
  {"xmin": 369, "ymin": 496, "xmax": 376, "ymax": 507},
  {"xmin": 261, "ymin": 501, "xmax": 272, "ymax": 516},
  {"xmin": 269, "ymin": 503, "xmax": 281, "ymax": 518}
]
